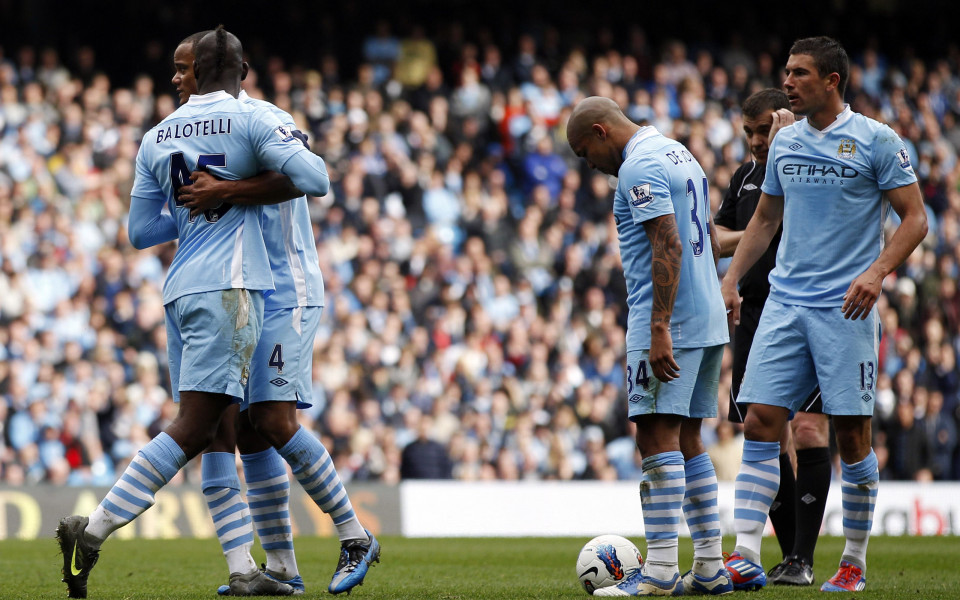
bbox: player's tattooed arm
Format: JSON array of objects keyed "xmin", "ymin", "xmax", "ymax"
[
  {"xmin": 644, "ymin": 213, "xmax": 682, "ymax": 324},
  {"xmin": 643, "ymin": 213, "xmax": 682, "ymax": 381}
]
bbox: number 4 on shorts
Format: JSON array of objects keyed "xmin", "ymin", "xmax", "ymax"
[
  {"xmin": 636, "ymin": 359, "xmax": 650, "ymax": 391},
  {"xmin": 269, "ymin": 344, "xmax": 284, "ymax": 373}
]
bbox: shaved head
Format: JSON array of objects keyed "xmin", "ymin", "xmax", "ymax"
[
  {"xmin": 193, "ymin": 25, "xmax": 247, "ymax": 96},
  {"xmin": 568, "ymin": 96, "xmax": 631, "ymax": 143},
  {"xmin": 567, "ymin": 96, "xmax": 639, "ymax": 176}
]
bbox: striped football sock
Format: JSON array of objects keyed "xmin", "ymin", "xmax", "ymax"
[
  {"xmin": 278, "ymin": 427, "xmax": 366, "ymax": 542},
  {"xmin": 242, "ymin": 447, "xmax": 299, "ymax": 579},
  {"xmin": 202, "ymin": 452, "xmax": 257, "ymax": 575},
  {"xmin": 733, "ymin": 440, "xmax": 780, "ymax": 565},
  {"xmin": 683, "ymin": 452, "xmax": 723, "ymax": 574},
  {"xmin": 85, "ymin": 432, "xmax": 186, "ymax": 544},
  {"xmin": 640, "ymin": 451, "xmax": 685, "ymax": 580},
  {"xmin": 840, "ymin": 450, "xmax": 878, "ymax": 572}
]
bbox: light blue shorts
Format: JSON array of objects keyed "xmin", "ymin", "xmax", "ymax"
[
  {"xmin": 738, "ymin": 299, "xmax": 879, "ymax": 416},
  {"xmin": 240, "ymin": 306, "xmax": 322, "ymax": 410},
  {"xmin": 165, "ymin": 289, "xmax": 263, "ymax": 403},
  {"xmin": 625, "ymin": 345, "xmax": 724, "ymax": 420}
]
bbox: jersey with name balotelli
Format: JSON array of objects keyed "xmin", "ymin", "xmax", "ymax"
[
  {"xmin": 238, "ymin": 90, "xmax": 325, "ymax": 310},
  {"xmin": 132, "ymin": 90, "xmax": 308, "ymax": 305},
  {"xmin": 614, "ymin": 126, "xmax": 729, "ymax": 351},
  {"xmin": 762, "ymin": 105, "xmax": 918, "ymax": 307}
]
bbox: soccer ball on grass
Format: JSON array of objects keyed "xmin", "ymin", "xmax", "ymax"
[{"xmin": 575, "ymin": 534, "xmax": 643, "ymax": 594}]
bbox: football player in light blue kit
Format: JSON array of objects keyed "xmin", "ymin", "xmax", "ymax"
[
  {"xmin": 721, "ymin": 37, "xmax": 927, "ymax": 593},
  {"xmin": 568, "ymin": 96, "xmax": 732, "ymax": 597},
  {"xmin": 172, "ymin": 32, "xmax": 379, "ymax": 595},
  {"xmin": 56, "ymin": 27, "xmax": 331, "ymax": 599}
]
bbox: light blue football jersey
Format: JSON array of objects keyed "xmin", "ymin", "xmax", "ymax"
[
  {"xmin": 131, "ymin": 90, "xmax": 309, "ymax": 305},
  {"xmin": 762, "ymin": 106, "xmax": 918, "ymax": 306},
  {"xmin": 238, "ymin": 90, "xmax": 324, "ymax": 309},
  {"xmin": 614, "ymin": 127, "xmax": 729, "ymax": 350}
]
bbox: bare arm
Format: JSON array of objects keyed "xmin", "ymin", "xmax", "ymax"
[
  {"xmin": 714, "ymin": 224, "xmax": 744, "ymax": 258},
  {"xmin": 643, "ymin": 213, "xmax": 683, "ymax": 382},
  {"xmin": 720, "ymin": 192, "xmax": 784, "ymax": 325},
  {"xmin": 841, "ymin": 182, "xmax": 927, "ymax": 319},
  {"xmin": 179, "ymin": 171, "xmax": 302, "ymax": 217},
  {"xmin": 709, "ymin": 211, "xmax": 721, "ymax": 268}
]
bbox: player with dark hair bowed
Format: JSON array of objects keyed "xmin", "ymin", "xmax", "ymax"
[
  {"xmin": 171, "ymin": 31, "xmax": 380, "ymax": 596},
  {"xmin": 568, "ymin": 96, "xmax": 733, "ymax": 597},
  {"xmin": 721, "ymin": 37, "xmax": 927, "ymax": 593},
  {"xmin": 56, "ymin": 27, "xmax": 333, "ymax": 598},
  {"xmin": 714, "ymin": 88, "xmax": 831, "ymax": 587}
]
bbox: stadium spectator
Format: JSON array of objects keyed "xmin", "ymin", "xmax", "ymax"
[{"xmin": 400, "ymin": 414, "xmax": 453, "ymax": 479}]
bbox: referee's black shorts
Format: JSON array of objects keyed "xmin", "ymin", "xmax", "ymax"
[{"xmin": 727, "ymin": 299, "xmax": 823, "ymax": 424}]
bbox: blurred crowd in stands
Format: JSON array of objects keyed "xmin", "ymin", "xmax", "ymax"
[{"xmin": 1, "ymin": 21, "xmax": 959, "ymax": 487}]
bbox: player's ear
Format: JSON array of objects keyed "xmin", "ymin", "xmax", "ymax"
[
  {"xmin": 826, "ymin": 71, "xmax": 841, "ymax": 93},
  {"xmin": 193, "ymin": 60, "xmax": 201, "ymax": 83},
  {"xmin": 240, "ymin": 61, "xmax": 249, "ymax": 82},
  {"xmin": 592, "ymin": 123, "xmax": 606, "ymax": 140}
]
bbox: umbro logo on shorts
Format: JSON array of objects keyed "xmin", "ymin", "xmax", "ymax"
[
  {"xmin": 862, "ymin": 393, "xmax": 871, "ymax": 402},
  {"xmin": 270, "ymin": 377, "xmax": 289, "ymax": 387},
  {"xmin": 629, "ymin": 394, "xmax": 644, "ymax": 404}
]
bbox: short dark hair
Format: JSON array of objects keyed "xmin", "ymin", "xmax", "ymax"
[
  {"xmin": 789, "ymin": 36, "xmax": 849, "ymax": 98},
  {"xmin": 214, "ymin": 25, "xmax": 227, "ymax": 79},
  {"xmin": 741, "ymin": 88, "xmax": 790, "ymax": 118},
  {"xmin": 179, "ymin": 30, "xmax": 212, "ymax": 52}
]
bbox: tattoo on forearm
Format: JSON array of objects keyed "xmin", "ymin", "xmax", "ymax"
[{"xmin": 645, "ymin": 215, "xmax": 682, "ymax": 325}]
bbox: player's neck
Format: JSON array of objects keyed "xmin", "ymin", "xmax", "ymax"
[
  {"xmin": 805, "ymin": 99, "xmax": 846, "ymax": 131},
  {"xmin": 616, "ymin": 124, "xmax": 643, "ymax": 158},
  {"xmin": 198, "ymin": 79, "xmax": 241, "ymax": 98}
]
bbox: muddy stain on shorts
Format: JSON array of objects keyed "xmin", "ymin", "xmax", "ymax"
[{"xmin": 222, "ymin": 288, "xmax": 257, "ymax": 367}]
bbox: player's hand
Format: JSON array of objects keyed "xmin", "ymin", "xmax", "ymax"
[
  {"xmin": 179, "ymin": 171, "xmax": 227, "ymax": 217},
  {"xmin": 291, "ymin": 129, "xmax": 310, "ymax": 151},
  {"xmin": 721, "ymin": 278, "xmax": 742, "ymax": 326},
  {"xmin": 649, "ymin": 324, "xmax": 680, "ymax": 382},
  {"xmin": 769, "ymin": 108, "xmax": 796, "ymax": 143},
  {"xmin": 842, "ymin": 266, "xmax": 883, "ymax": 320}
]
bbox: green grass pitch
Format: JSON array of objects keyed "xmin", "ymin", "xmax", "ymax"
[{"xmin": 4, "ymin": 535, "xmax": 958, "ymax": 599}]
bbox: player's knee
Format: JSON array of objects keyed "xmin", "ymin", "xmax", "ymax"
[
  {"xmin": 792, "ymin": 414, "xmax": 830, "ymax": 449},
  {"xmin": 742, "ymin": 406, "xmax": 785, "ymax": 442},
  {"xmin": 182, "ymin": 427, "xmax": 219, "ymax": 458},
  {"xmin": 679, "ymin": 419, "xmax": 705, "ymax": 458},
  {"xmin": 833, "ymin": 417, "xmax": 871, "ymax": 460},
  {"xmin": 249, "ymin": 406, "xmax": 297, "ymax": 448}
]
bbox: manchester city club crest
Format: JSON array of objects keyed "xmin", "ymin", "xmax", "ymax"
[{"xmin": 837, "ymin": 138, "xmax": 856, "ymax": 159}]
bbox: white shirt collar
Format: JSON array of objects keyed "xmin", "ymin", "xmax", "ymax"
[
  {"xmin": 185, "ymin": 90, "xmax": 234, "ymax": 106},
  {"xmin": 238, "ymin": 89, "xmax": 249, "ymax": 101},
  {"xmin": 803, "ymin": 104, "xmax": 853, "ymax": 138},
  {"xmin": 622, "ymin": 126, "xmax": 660, "ymax": 159}
]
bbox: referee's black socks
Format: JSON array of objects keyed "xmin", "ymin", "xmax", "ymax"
[
  {"xmin": 791, "ymin": 447, "xmax": 832, "ymax": 565},
  {"xmin": 768, "ymin": 452, "xmax": 797, "ymax": 560}
]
